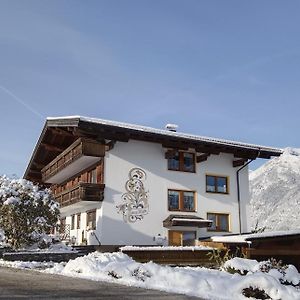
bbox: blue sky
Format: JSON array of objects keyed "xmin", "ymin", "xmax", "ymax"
[{"xmin": 1, "ymin": 0, "xmax": 300, "ymax": 177}]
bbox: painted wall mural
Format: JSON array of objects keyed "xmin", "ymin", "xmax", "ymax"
[{"xmin": 116, "ymin": 168, "xmax": 149, "ymax": 223}]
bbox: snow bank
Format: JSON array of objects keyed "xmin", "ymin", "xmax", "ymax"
[{"xmin": 1, "ymin": 252, "xmax": 299, "ymax": 299}]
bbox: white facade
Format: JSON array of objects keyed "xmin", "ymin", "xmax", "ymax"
[{"xmin": 61, "ymin": 139, "xmax": 250, "ymax": 246}]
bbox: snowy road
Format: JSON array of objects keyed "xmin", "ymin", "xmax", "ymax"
[{"xmin": 0, "ymin": 266, "xmax": 200, "ymax": 299}]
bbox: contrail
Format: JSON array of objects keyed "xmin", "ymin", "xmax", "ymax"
[{"xmin": 0, "ymin": 85, "xmax": 44, "ymax": 120}]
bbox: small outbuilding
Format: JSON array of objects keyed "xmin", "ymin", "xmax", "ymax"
[{"xmin": 203, "ymin": 230, "xmax": 300, "ymax": 270}]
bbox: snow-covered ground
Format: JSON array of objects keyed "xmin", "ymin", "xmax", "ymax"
[
  {"xmin": 250, "ymin": 147, "xmax": 300, "ymax": 231},
  {"xmin": 0, "ymin": 252, "xmax": 299, "ymax": 300}
]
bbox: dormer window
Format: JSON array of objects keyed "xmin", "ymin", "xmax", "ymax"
[{"xmin": 167, "ymin": 151, "xmax": 195, "ymax": 173}]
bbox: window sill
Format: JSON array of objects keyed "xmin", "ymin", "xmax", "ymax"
[
  {"xmin": 168, "ymin": 168, "xmax": 196, "ymax": 174},
  {"xmin": 168, "ymin": 209, "xmax": 197, "ymax": 213},
  {"xmin": 207, "ymin": 229, "xmax": 230, "ymax": 232},
  {"xmin": 206, "ymin": 190, "xmax": 229, "ymax": 195}
]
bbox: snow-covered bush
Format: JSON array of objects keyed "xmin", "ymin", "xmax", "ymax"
[
  {"xmin": 225, "ymin": 257, "xmax": 300, "ymax": 298},
  {"xmin": 0, "ymin": 176, "xmax": 59, "ymax": 249},
  {"xmin": 225, "ymin": 257, "xmax": 300, "ymax": 285},
  {"xmin": 131, "ymin": 266, "xmax": 152, "ymax": 281},
  {"xmin": 242, "ymin": 286, "xmax": 271, "ymax": 299},
  {"xmin": 223, "ymin": 257, "xmax": 258, "ymax": 275}
]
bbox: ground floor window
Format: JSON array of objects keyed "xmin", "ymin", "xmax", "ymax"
[
  {"xmin": 86, "ymin": 210, "xmax": 96, "ymax": 230},
  {"xmin": 77, "ymin": 213, "xmax": 81, "ymax": 229},
  {"xmin": 207, "ymin": 213, "xmax": 230, "ymax": 232},
  {"xmin": 59, "ymin": 217, "xmax": 66, "ymax": 234},
  {"xmin": 71, "ymin": 215, "xmax": 75, "ymax": 230},
  {"xmin": 168, "ymin": 230, "xmax": 196, "ymax": 246}
]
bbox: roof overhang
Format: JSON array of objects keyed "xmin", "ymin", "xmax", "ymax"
[
  {"xmin": 24, "ymin": 116, "xmax": 283, "ymax": 182},
  {"xmin": 163, "ymin": 215, "xmax": 213, "ymax": 228}
]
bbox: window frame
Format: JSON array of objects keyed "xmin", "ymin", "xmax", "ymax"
[
  {"xmin": 71, "ymin": 214, "xmax": 75, "ymax": 230},
  {"xmin": 76, "ymin": 213, "xmax": 81, "ymax": 229},
  {"xmin": 168, "ymin": 189, "xmax": 196, "ymax": 212},
  {"xmin": 207, "ymin": 212, "xmax": 230, "ymax": 232},
  {"xmin": 59, "ymin": 217, "xmax": 66, "ymax": 234},
  {"xmin": 206, "ymin": 174, "xmax": 229, "ymax": 194},
  {"xmin": 86, "ymin": 209, "xmax": 96, "ymax": 230},
  {"xmin": 167, "ymin": 151, "xmax": 196, "ymax": 173},
  {"xmin": 168, "ymin": 230, "xmax": 197, "ymax": 246}
]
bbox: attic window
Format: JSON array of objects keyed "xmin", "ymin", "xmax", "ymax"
[{"xmin": 167, "ymin": 151, "xmax": 195, "ymax": 173}]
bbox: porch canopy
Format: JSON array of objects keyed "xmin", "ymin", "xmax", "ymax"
[{"xmin": 163, "ymin": 214, "xmax": 213, "ymax": 228}]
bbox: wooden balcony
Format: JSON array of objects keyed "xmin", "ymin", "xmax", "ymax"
[
  {"xmin": 42, "ymin": 138, "xmax": 106, "ymax": 184},
  {"xmin": 54, "ymin": 182, "xmax": 105, "ymax": 208}
]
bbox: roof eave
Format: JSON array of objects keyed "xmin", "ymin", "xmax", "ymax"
[{"xmin": 23, "ymin": 117, "xmax": 81, "ymax": 180}]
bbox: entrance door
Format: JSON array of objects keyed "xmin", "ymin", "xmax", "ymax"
[
  {"xmin": 168, "ymin": 231, "xmax": 196, "ymax": 246},
  {"xmin": 168, "ymin": 231, "xmax": 182, "ymax": 246}
]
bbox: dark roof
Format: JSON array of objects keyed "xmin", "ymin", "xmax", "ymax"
[
  {"xmin": 24, "ymin": 116, "xmax": 283, "ymax": 182},
  {"xmin": 163, "ymin": 214, "xmax": 213, "ymax": 228}
]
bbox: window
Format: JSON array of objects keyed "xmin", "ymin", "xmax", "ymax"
[
  {"xmin": 71, "ymin": 215, "xmax": 75, "ymax": 230},
  {"xmin": 86, "ymin": 210, "xmax": 96, "ymax": 230},
  {"xmin": 77, "ymin": 213, "xmax": 81, "ymax": 229},
  {"xmin": 59, "ymin": 217, "xmax": 66, "ymax": 234},
  {"xmin": 168, "ymin": 231, "xmax": 196, "ymax": 246},
  {"xmin": 167, "ymin": 151, "xmax": 195, "ymax": 172},
  {"xmin": 168, "ymin": 190, "xmax": 196, "ymax": 212},
  {"xmin": 207, "ymin": 213, "xmax": 229, "ymax": 232},
  {"xmin": 206, "ymin": 175, "xmax": 228, "ymax": 194}
]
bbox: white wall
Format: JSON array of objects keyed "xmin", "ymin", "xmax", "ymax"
[
  {"xmin": 99, "ymin": 140, "xmax": 250, "ymax": 245},
  {"xmin": 62, "ymin": 203, "xmax": 103, "ymax": 246}
]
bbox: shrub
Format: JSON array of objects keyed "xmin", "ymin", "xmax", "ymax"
[
  {"xmin": 242, "ymin": 287, "xmax": 271, "ymax": 299},
  {"xmin": 258, "ymin": 258, "xmax": 287, "ymax": 274},
  {"xmin": 131, "ymin": 267, "xmax": 152, "ymax": 281},
  {"xmin": 0, "ymin": 176, "xmax": 59, "ymax": 249},
  {"xmin": 207, "ymin": 247, "xmax": 246, "ymax": 269},
  {"xmin": 108, "ymin": 270, "xmax": 122, "ymax": 279}
]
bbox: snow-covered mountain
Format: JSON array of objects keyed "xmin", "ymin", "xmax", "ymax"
[{"xmin": 250, "ymin": 147, "xmax": 300, "ymax": 231}]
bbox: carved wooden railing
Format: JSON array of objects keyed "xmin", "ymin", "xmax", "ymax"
[
  {"xmin": 42, "ymin": 138, "xmax": 105, "ymax": 182},
  {"xmin": 54, "ymin": 182, "xmax": 105, "ymax": 208}
]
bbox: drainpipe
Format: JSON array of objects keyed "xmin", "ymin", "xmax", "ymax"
[{"xmin": 236, "ymin": 150, "xmax": 260, "ymax": 234}]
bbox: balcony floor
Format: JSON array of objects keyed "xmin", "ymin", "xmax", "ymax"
[{"xmin": 45, "ymin": 156, "xmax": 101, "ymax": 184}]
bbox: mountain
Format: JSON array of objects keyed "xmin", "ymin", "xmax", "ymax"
[{"xmin": 250, "ymin": 148, "xmax": 300, "ymax": 231}]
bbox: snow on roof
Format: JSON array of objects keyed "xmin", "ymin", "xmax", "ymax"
[
  {"xmin": 244, "ymin": 230, "xmax": 300, "ymax": 241},
  {"xmin": 120, "ymin": 245, "xmax": 213, "ymax": 251},
  {"xmin": 47, "ymin": 116, "xmax": 282, "ymax": 154},
  {"xmin": 211, "ymin": 230, "xmax": 300, "ymax": 244},
  {"xmin": 211, "ymin": 234, "xmax": 251, "ymax": 244}
]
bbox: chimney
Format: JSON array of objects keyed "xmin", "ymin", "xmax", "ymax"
[{"xmin": 165, "ymin": 124, "xmax": 178, "ymax": 132}]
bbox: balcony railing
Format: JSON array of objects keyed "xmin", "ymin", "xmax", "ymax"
[
  {"xmin": 42, "ymin": 138, "xmax": 105, "ymax": 183},
  {"xmin": 54, "ymin": 182, "xmax": 105, "ymax": 208}
]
